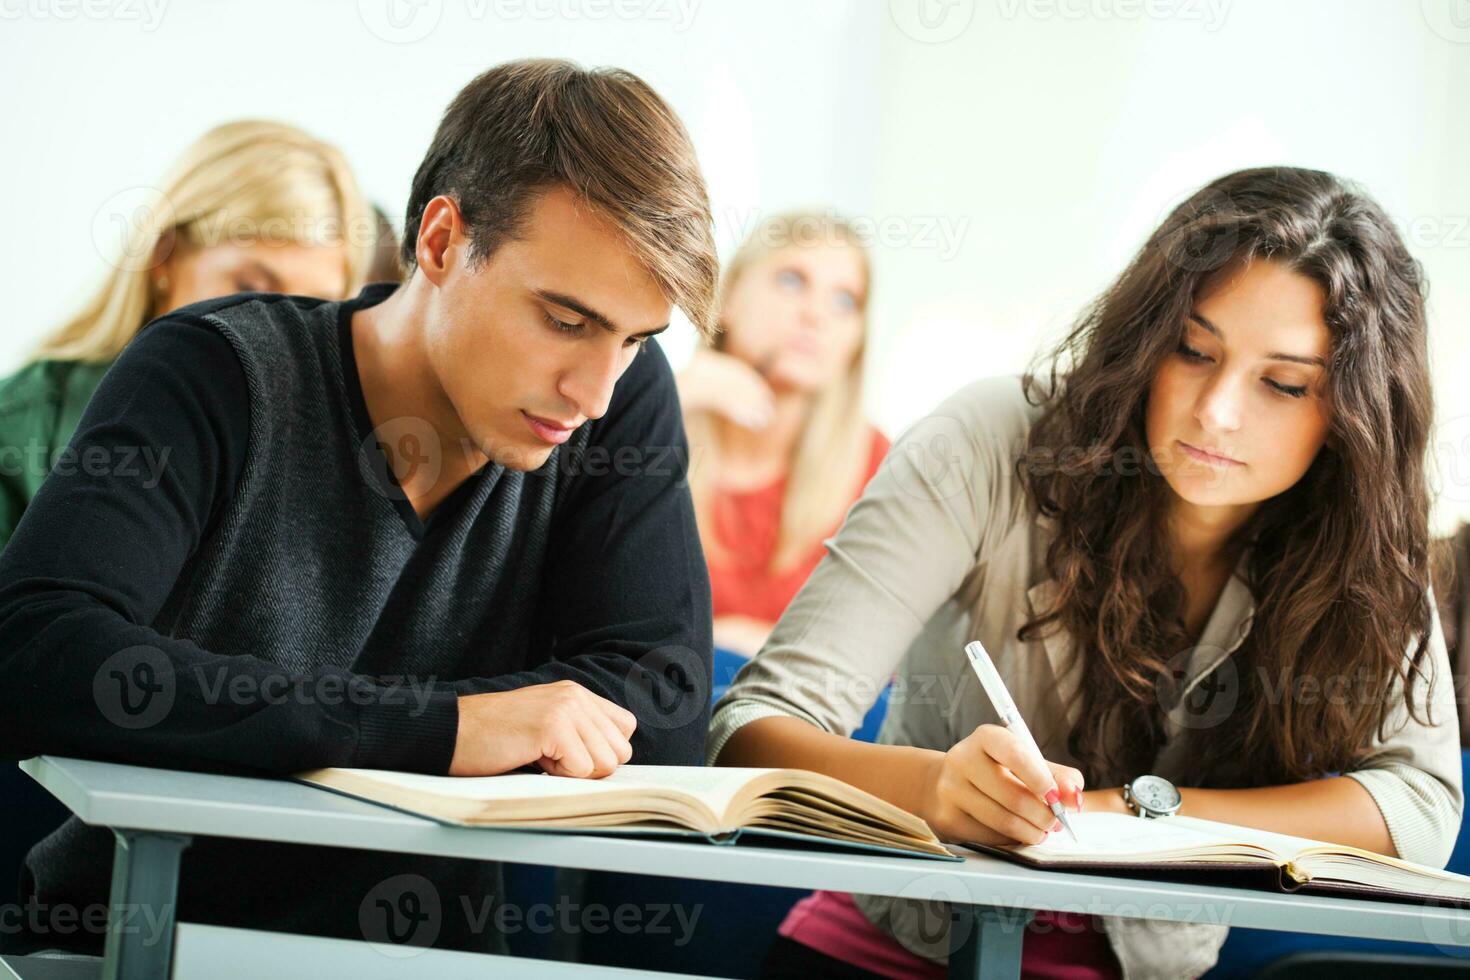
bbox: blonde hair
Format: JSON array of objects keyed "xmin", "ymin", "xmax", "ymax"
[
  {"xmin": 687, "ymin": 211, "xmax": 875, "ymax": 573},
  {"xmin": 34, "ymin": 119, "xmax": 374, "ymax": 364}
]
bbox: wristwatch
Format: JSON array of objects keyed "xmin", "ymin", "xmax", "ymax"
[{"xmin": 1122, "ymin": 774, "xmax": 1182, "ymax": 818}]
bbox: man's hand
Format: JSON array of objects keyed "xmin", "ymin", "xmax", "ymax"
[{"xmin": 448, "ymin": 680, "xmax": 637, "ymax": 778}]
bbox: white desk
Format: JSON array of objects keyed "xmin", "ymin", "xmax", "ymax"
[{"xmin": 16, "ymin": 756, "xmax": 1470, "ymax": 978}]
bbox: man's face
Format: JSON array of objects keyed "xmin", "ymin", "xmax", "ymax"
[{"xmin": 423, "ymin": 185, "xmax": 672, "ymax": 472}]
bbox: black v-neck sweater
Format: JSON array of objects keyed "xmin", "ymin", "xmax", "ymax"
[{"xmin": 0, "ymin": 283, "xmax": 711, "ymax": 955}]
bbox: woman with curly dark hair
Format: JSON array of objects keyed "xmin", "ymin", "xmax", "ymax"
[{"xmin": 710, "ymin": 166, "xmax": 1463, "ymax": 979}]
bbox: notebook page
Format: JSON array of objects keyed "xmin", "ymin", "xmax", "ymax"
[
  {"xmin": 1165, "ymin": 814, "xmax": 1341, "ymax": 857},
  {"xmin": 1006, "ymin": 812, "xmax": 1276, "ymax": 860}
]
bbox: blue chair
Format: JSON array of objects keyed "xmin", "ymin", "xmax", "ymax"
[
  {"xmin": 711, "ymin": 645, "xmax": 893, "ymax": 742},
  {"xmin": 711, "ymin": 645, "xmax": 748, "ymax": 692},
  {"xmin": 1206, "ymin": 748, "xmax": 1470, "ymax": 977}
]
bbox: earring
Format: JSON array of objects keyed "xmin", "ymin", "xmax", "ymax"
[{"xmin": 155, "ymin": 275, "xmax": 170, "ymax": 292}]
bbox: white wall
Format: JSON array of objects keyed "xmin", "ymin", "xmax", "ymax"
[
  {"xmin": 0, "ymin": 0, "xmax": 881, "ymax": 371},
  {"xmin": 3, "ymin": 0, "xmax": 1468, "ymax": 528},
  {"xmin": 867, "ymin": 0, "xmax": 1470, "ymax": 531}
]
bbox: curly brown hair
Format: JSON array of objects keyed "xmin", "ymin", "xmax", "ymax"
[{"xmin": 1017, "ymin": 166, "xmax": 1438, "ymax": 789}]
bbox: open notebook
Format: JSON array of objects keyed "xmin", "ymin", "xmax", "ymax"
[
  {"xmin": 295, "ymin": 765, "xmax": 960, "ymax": 861},
  {"xmin": 965, "ymin": 812, "xmax": 1470, "ymax": 906}
]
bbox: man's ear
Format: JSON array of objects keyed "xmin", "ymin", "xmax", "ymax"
[{"xmin": 414, "ymin": 195, "xmax": 465, "ymax": 288}]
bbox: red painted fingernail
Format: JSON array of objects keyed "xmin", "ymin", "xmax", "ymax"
[
  {"xmin": 1044, "ymin": 788, "xmax": 1060, "ymax": 806},
  {"xmin": 1051, "ymin": 819, "xmax": 1062, "ymax": 832}
]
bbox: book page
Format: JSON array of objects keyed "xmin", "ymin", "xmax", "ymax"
[
  {"xmin": 312, "ymin": 765, "xmax": 766, "ymax": 817},
  {"xmin": 589, "ymin": 766, "xmax": 775, "ymax": 817},
  {"xmin": 299, "ymin": 766, "xmax": 951, "ymax": 857}
]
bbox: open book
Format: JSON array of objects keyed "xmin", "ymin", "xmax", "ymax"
[
  {"xmin": 294, "ymin": 765, "xmax": 959, "ymax": 861},
  {"xmin": 965, "ymin": 812, "xmax": 1470, "ymax": 906}
]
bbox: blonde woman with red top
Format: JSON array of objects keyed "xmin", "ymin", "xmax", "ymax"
[{"xmin": 677, "ymin": 211, "xmax": 889, "ymax": 660}]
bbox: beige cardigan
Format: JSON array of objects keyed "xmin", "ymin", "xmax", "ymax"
[{"xmin": 707, "ymin": 374, "xmax": 1464, "ymax": 980}]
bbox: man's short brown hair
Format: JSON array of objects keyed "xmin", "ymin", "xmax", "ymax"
[{"xmin": 402, "ymin": 58, "xmax": 718, "ymax": 339}]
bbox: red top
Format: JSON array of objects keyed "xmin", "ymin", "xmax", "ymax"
[{"xmin": 708, "ymin": 427, "xmax": 890, "ymax": 622}]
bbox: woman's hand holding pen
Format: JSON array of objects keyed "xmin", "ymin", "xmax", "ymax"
[{"xmin": 918, "ymin": 723, "xmax": 1085, "ymax": 846}]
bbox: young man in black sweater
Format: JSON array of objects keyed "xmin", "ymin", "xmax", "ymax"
[{"xmin": 0, "ymin": 59, "xmax": 718, "ymax": 958}]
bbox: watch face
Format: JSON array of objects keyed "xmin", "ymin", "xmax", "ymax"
[{"xmin": 1132, "ymin": 775, "xmax": 1181, "ymax": 811}]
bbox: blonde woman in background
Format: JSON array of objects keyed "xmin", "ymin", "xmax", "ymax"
[
  {"xmin": 0, "ymin": 119, "xmax": 374, "ymax": 547},
  {"xmin": 677, "ymin": 211, "xmax": 888, "ymax": 659}
]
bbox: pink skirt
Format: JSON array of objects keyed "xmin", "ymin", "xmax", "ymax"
[{"xmin": 778, "ymin": 890, "xmax": 1121, "ymax": 980}]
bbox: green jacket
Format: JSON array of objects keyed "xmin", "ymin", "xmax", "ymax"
[{"xmin": 0, "ymin": 358, "xmax": 114, "ymax": 549}]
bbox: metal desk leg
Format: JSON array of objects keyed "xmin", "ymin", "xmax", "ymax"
[
  {"xmin": 948, "ymin": 905, "xmax": 1035, "ymax": 980},
  {"xmin": 101, "ymin": 829, "xmax": 191, "ymax": 980},
  {"xmin": 547, "ymin": 867, "xmax": 588, "ymax": 962}
]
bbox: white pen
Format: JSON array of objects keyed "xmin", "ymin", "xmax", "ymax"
[{"xmin": 963, "ymin": 640, "xmax": 1080, "ymax": 843}]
